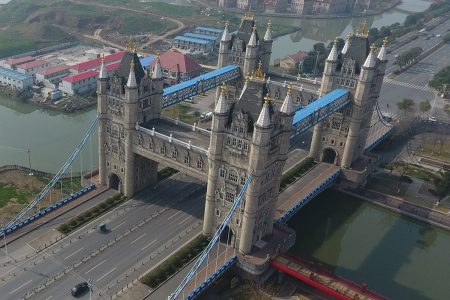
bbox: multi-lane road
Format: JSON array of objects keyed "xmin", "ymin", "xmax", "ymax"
[{"xmin": 0, "ymin": 173, "xmax": 206, "ymax": 299}]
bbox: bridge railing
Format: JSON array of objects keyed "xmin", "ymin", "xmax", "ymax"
[
  {"xmin": 136, "ymin": 124, "xmax": 209, "ymax": 154},
  {"xmin": 159, "ymin": 115, "xmax": 211, "ymax": 136}
]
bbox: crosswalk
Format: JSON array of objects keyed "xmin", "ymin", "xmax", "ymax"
[{"xmin": 383, "ymin": 77, "xmax": 436, "ymax": 93}]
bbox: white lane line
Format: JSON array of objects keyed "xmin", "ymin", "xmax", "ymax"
[
  {"xmin": 9, "ymin": 279, "xmax": 32, "ymax": 295},
  {"xmin": 141, "ymin": 239, "xmax": 157, "ymax": 251},
  {"xmin": 111, "ymin": 221, "xmax": 125, "ymax": 231},
  {"xmin": 97, "ymin": 267, "xmax": 117, "ymax": 282},
  {"xmin": 131, "ymin": 233, "xmax": 146, "ymax": 245},
  {"xmin": 85, "ymin": 259, "xmax": 107, "ymax": 275},
  {"xmin": 45, "ymin": 296, "xmax": 53, "ymax": 300},
  {"xmin": 179, "ymin": 215, "xmax": 191, "ymax": 225},
  {"xmin": 64, "ymin": 247, "xmax": 84, "ymax": 260},
  {"xmin": 168, "ymin": 211, "xmax": 182, "ymax": 220}
]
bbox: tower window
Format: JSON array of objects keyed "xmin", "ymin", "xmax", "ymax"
[
  {"xmin": 228, "ymin": 170, "xmax": 238, "ymax": 183},
  {"xmin": 243, "ymin": 143, "xmax": 248, "ymax": 151},
  {"xmin": 197, "ymin": 160, "xmax": 203, "ymax": 169},
  {"xmin": 219, "ymin": 168, "xmax": 226, "ymax": 178},
  {"xmin": 331, "ymin": 139, "xmax": 336, "ymax": 145},
  {"xmin": 184, "ymin": 155, "xmax": 190, "ymax": 164},
  {"xmin": 232, "ymin": 138, "xmax": 237, "ymax": 146},
  {"xmin": 226, "ymin": 137, "xmax": 231, "ymax": 145},
  {"xmin": 172, "ymin": 149, "xmax": 178, "ymax": 158},
  {"xmin": 226, "ymin": 192, "xmax": 235, "ymax": 202},
  {"xmin": 215, "ymin": 209, "xmax": 221, "ymax": 217},
  {"xmin": 160, "ymin": 145, "xmax": 166, "ymax": 155},
  {"xmin": 322, "ymin": 137, "xmax": 326, "ymax": 142},
  {"xmin": 238, "ymin": 139, "xmax": 243, "ymax": 148}
]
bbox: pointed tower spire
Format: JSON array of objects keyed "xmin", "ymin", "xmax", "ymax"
[
  {"xmin": 363, "ymin": 43, "xmax": 377, "ymax": 68},
  {"xmin": 327, "ymin": 37, "xmax": 339, "ymax": 61},
  {"xmin": 152, "ymin": 54, "xmax": 162, "ymax": 79},
  {"xmin": 264, "ymin": 20, "xmax": 272, "ymax": 41},
  {"xmin": 215, "ymin": 84, "xmax": 228, "ymax": 114},
  {"xmin": 256, "ymin": 94, "xmax": 271, "ymax": 127},
  {"xmin": 280, "ymin": 84, "xmax": 294, "ymax": 115},
  {"xmin": 377, "ymin": 37, "xmax": 388, "ymax": 61},
  {"xmin": 221, "ymin": 20, "xmax": 231, "ymax": 42},
  {"xmin": 342, "ymin": 32, "xmax": 352, "ymax": 54},
  {"xmin": 99, "ymin": 54, "xmax": 107, "ymax": 79},
  {"xmin": 127, "ymin": 60, "xmax": 137, "ymax": 88},
  {"xmin": 248, "ymin": 26, "xmax": 257, "ymax": 47}
]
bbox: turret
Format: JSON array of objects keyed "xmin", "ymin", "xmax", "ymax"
[
  {"xmin": 243, "ymin": 26, "xmax": 258, "ymax": 75},
  {"xmin": 203, "ymin": 85, "xmax": 229, "ymax": 237},
  {"xmin": 341, "ymin": 32, "xmax": 352, "ymax": 55},
  {"xmin": 97, "ymin": 54, "xmax": 108, "ymax": 186},
  {"xmin": 239, "ymin": 95, "xmax": 272, "ymax": 254},
  {"xmin": 261, "ymin": 20, "xmax": 273, "ymax": 74},
  {"xmin": 218, "ymin": 21, "xmax": 231, "ymax": 68}
]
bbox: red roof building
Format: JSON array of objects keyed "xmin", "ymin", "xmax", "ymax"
[
  {"xmin": 16, "ymin": 59, "xmax": 50, "ymax": 77},
  {"xmin": 3, "ymin": 56, "xmax": 35, "ymax": 69},
  {"xmin": 274, "ymin": 51, "xmax": 308, "ymax": 70},
  {"xmin": 35, "ymin": 65, "xmax": 71, "ymax": 85},
  {"xmin": 151, "ymin": 50, "xmax": 202, "ymax": 85},
  {"xmin": 61, "ymin": 70, "xmax": 98, "ymax": 95},
  {"xmin": 70, "ymin": 51, "xmax": 125, "ymax": 73}
]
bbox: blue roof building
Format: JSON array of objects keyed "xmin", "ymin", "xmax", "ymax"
[
  {"xmin": 140, "ymin": 55, "xmax": 156, "ymax": 70},
  {"xmin": 195, "ymin": 27, "xmax": 223, "ymax": 37},
  {"xmin": 0, "ymin": 67, "xmax": 32, "ymax": 91},
  {"xmin": 174, "ymin": 36, "xmax": 214, "ymax": 53}
]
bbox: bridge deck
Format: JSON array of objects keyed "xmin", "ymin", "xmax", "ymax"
[
  {"xmin": 272, "ymin": 254, "xmax": 388, "ymax": 300},
  {"xmin": 365, "ymin": 118, "xmax": 392, "ymax": 152},
  {"xmin": 141, "ymin": 118, "xmax": 210, "ymax": 150},
  {"xmin": 276, "ymin": 163, "xmax": 339, "ymax": 220}
]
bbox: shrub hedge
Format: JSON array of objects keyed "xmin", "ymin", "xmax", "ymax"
[
  {"xmin": 140, "ymin": 235, "xmax": 209, "ymax": 289},
  {"xmin": 56, "ymin": 193, "xmax": 125, "ymax": 235},
  {"xmin": 279, "ymin": 157, "xmax": 317, "ymax": 191}
]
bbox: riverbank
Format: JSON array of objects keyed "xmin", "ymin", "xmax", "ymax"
[{"xmin": 341, "ymin": 187, "xmax": 450, "ymax": 230}]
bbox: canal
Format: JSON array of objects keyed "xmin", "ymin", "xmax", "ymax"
[{"xmin": 288, "ymin": 189, "xmax": 450, "ymax": 300}]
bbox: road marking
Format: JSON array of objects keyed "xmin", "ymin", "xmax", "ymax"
[
  {"xmin": 131, "ymin": 233, "xmax": 146, "ymax": 245},
  {"xmin": 168, "ymin": 211, "xmax": 182, "ymax": 220},
  {"xmin": 9, "ymin": 279, "xmax": 32, "ymax": 295},
  {"xmin": 97, "ymin": 267, "xmax": 117, "ymax": 282},
  {"xmin": 141, "ymin": 239, "xmax": 157, "ymax": 251},
  {"xmin": 179, "ymin": 216, "xmax": 191, "ymax": 225},
  {"xmin": 85, "ymin": 259, "xmax": 107, "ymax": 275},
  {"xmin": 45, "ymin": 296, "xmax": 53, "ymax": 300},
  {"xmin": 111, "ymin": 221, "xmax": 125, "ymax": 231},
  {"xmin": 64, "ymin": 247, "xmax": 84, "ymax": 260}
]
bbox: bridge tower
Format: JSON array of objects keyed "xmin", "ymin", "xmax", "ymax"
[
  {"xmin": 203, "ymin": 76, "xmax": 295, "ymax": 254},
  {"xmin": 97, "ymin": 50, "xmax": 164, "ymax": 196},
  {"xmin": 309, "ymin": 25, "xmax": 387, "ymax": 173}
]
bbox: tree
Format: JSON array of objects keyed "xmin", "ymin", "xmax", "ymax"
[
  {"xmin": 429, "ymin": 66, "xmax": 450, "ymax": 91},
  {"xmin": 419, "ymin": 100, "xmax": 431, "ymax": 113},
  {"xmin": 397, "ymin": 98, "xmax": 415, "ymax": 111},
  {"xmin": 434, "ymin": 169, "xmax": 450, "ymax": 202},
  {"xmin": 396, "ymin": 47, "xmax": 423, "ymax": 68}
]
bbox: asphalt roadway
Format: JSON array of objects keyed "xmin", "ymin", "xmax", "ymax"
[{"xmin": 0, "ymin": 173, "xmax": 206, "ymax": 300}]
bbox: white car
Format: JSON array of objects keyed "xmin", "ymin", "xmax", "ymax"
[{"xmin": 428, "ymin": 116, "xmax": 437, "ymax": 122}]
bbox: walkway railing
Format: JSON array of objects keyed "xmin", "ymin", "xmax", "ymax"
[
  {"xmin": 135, "ymin": 124, "xmax": 209, "ymax": 154},
  {"xmin": 160, "ymin": 115, "xmax": 211, "ymax": 136}
]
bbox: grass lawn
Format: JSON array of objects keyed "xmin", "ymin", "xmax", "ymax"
[
  {"xmin": 121, "ymin": 16, "xmax": 176, "ymax": 35},
  {"xmin": 0, "ymin": 30, "xmax": 35, "ymax": 58},
  {"xmin": 417, "ymin": 142, "xmax": 450, "ymax": 163},
  {"xmin": 0, "ymin": 183, "xmax": 31, "ymax": 207},
  {"xmin": 366, "ymin": 173, "xmax": 409, "ymax": 197}
]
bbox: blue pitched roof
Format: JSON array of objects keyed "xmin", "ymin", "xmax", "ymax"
[
  {"xmin": 163, "ymin": 65, "xmax": 239, "ymax": 96},
  {"xmin": 0, "ymin": 67, "xmax": 31, "ymax": 81},
  {"xmin": 174, "ymin": 36, "xmax": 212, "ymax": 45},
  {"xmin": 292, "ymin": 89, "xmax": 350, "ymax": 125},
  {"xmin": 195, "ymin": 27, "xmax": 223, "ymax": 34},
  {"xmin": 139, "ymin": 55, "xmax": 156, "ymax": 69},
  {"xmin": 184, "ymin": 33, "xmax": 218, "ymax": 41}
]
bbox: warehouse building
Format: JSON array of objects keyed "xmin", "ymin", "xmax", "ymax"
[{"xmin": 0, "ymin": 67, "xmax": 33, "ymax": 91}]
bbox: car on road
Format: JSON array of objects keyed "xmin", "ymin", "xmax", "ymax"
[
  {"xmin": 428, "ymin": 116, "xmax": 437, "ymax": 122},
  {"xmin": 71, "ymin": 282, "xmax": 89, "ymax": 297}
]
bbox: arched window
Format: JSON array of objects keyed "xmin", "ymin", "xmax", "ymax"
[{"xmin": 228, "ymin": 169, "xmax": 238, "ymax": 183}]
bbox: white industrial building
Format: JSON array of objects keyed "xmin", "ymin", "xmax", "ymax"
[{"xmin": 0, "ymin": 67, "xmax": 33, "ymax": 91}]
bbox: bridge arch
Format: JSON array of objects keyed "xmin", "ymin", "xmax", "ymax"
[
  {"xmin": 109, "ymin": 173, "xmax": 122, "ymax": 193},
  {"xmin": 220, "ymin": 225, "xmax": 236, "ymax": 247},
  {"xmin": 321, "ymin": 148, "xmax": 338, "ymax": 164}
]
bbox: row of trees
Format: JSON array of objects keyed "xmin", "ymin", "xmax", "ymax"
[
  {"xmin": 429, "ymin": 66, "xmax": 450, "ymax": 92},
  {"xmin": 397, "ymin": 98, "xmax": 431, "ymax": 114},
  {"xmin": 396, "ymin": 47, "xmax": 423, "ymax": 68}
]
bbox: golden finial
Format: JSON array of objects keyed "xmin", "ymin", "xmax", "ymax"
[
  {"xmin": 220, "ymin": 83, "xmax": 226, "ymax": 94},
  {"xmin": 268, "ymin": 19, "xmax": 272, "ymax": 28},
  {"xmin": 252, "ymin": 60, "xmax": 265, "ymax": 79},
  {"xmin": 245, "ymin": 75, "xmax": 250, "ymax": 82},
  {"xmin": 383, "ymin": 37, "xmax": 389, "ymax": 46},
  {"xmin": 357, "ymin": 19, "xmax": 368, "ymax": 36},
  {"xmin": 252, "ymin": 25, "xmax": 256, "ymax": 32},
  {"xmin": 101, "ymin": 53, "xmax": 105, "ymax": 61},
  {"xmin": 244, "ymin": 7, "xmax": 254, "ymax": 20},
  {"xmin": 370, "ymin": 43, "xmax": 377, "ymax": 52},
  {"xmin": 156, "ymin": 52, "xmax": 161, "ymax": 61},
  {"xmin": 264, "ymin": 93, "xmax": 270, "ymax": 104},
  {"xmin": 287, "ymin": 84, "xmax": 292, "ymax": 93},
  {"xmin": 347, "ymin": 32, "xmax": 353, "ymax": 39},
  {"xmin": 126, "ymin": 36, "xmax": 135, "ymax": 51},
  {"xmin": 333, "ymin": 37, "xmax": 339, "ymax": 46}
]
